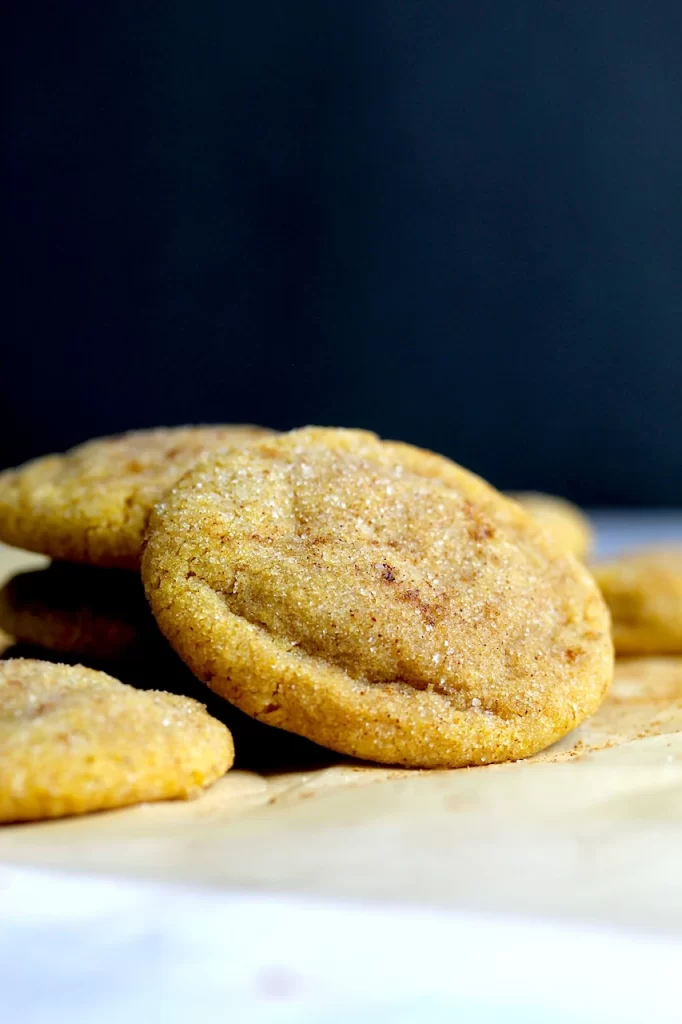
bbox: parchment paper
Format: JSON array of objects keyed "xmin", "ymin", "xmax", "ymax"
[{"xmin": 2, "ymin": 544, "xmax": 682, "ymax": 934}]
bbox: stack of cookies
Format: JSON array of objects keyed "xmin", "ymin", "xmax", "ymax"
[{"xmin": 0, "ymin": 425, "xmax": 614, "ymax": 822}]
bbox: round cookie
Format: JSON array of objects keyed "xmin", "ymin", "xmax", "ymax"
[
  {"xmin": 508, "ymin": 492, "xmax": 593, "ymax": 560},
  {"xmin": 0, "ymin": 658, "xmax": 233, "ymax": 822},
  {"xmin": 593, "ymin": 548, "xmax": 682, "ymax": 654},
  {"xmin": 142, "ymin": 427, "xmax": 613, "ymax": 769},
  {"xmin": 0, "ymin": 425, "xmax": 273, "ymax": 569},
  {"xmin": 0, "ymin": 563, "xmax": 156, "ymax": 661}
]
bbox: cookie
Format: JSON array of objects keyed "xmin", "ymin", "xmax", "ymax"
[
  {"xmin": 0, "ymin": 563, "xmax": 156, "ymax": 661},
  {"xmin": 508, "ymin": 492, "xmax": 592, "ymax": 560},
  {"xmin": 0, "ymin": 425, "xmax": 273, "ymax": 569},
  {"xmin": 593, "ymin": 548, "xmax": 682, "ymax": 654},
  {"xmin": 0, "ymin": 658, "xmax": 233, "ymax": 822},
  {"xmin": 142, "ymin": 427, "xmax": 613, "ymax": 768}
]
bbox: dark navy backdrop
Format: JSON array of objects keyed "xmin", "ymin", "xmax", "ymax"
[{"xmin": 4, "ymin": 2, "xmax": 682, "ymax": 503}]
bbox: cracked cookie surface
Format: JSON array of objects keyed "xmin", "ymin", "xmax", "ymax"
[
  {"xmin": 142, "ymin": 427, "xmax": 613, "ymax": 768},
  {"xmin": 0, "ymin": 425, "xmax": 272, "ymax": 568},
  {"xmin": 0, "ymin": 658, "xmax": 234, "ymax": 821}
]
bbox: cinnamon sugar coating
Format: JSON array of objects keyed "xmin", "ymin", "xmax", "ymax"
[{"xmin": 143, "ymin": 428, "xmax": 613, "ymax": 768}]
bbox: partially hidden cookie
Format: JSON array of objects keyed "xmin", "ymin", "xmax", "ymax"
[
  {"xmin": 508, "ymin": 492, "xmax": 593, "ymax": 560},
  {"xmin": 0, "ymin": 425, "xmax": 273, "ymax": 569},
  {"xmin": 0, "ymin": 659, "xmax": 233, "ymax": 822},
  {"xmin": 593, "ymin": 548, "xmax": 682, "ymax": 654},
  {"xmin": 142, "ymin": 427, "xmax": 613, "ymax": 769},
  {"xmin": 0, "ymin": 563, "xmax": 156, "ymax": 661}
]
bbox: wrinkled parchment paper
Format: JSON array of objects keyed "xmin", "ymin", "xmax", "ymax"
[{"xmin": 2, "ymin": 544, "xmax": 682, "ymax": 933}]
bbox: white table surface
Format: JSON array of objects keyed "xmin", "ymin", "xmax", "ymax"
[
  {"xmin": 2, "ymin": 512, "xmax": 682, "ymax": 1023},
  {"xmin": 2, "ymin": 863, "xmax": 682, "ymax": 1024}
]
